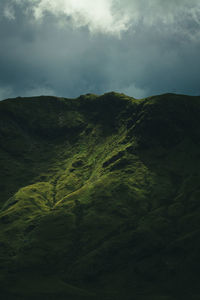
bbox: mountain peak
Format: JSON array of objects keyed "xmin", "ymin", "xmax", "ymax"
[{"xmin": 0, "ymin": 92, "xmax": 200, "ymax": 299}]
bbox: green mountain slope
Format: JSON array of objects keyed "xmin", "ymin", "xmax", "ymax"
[{"xmin": 0, "ymin": 92, "xmax": 200, "ymax": 299}]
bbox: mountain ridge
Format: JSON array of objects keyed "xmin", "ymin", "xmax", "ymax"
[{"xmin": 0, "ymin": 92, "xmax": 200, "ymax": 299}]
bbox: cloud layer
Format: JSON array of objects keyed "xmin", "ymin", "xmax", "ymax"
[
  {"xmin": 4, "ymin": 0, "xmax": 200, "ymax": 35},
  {"xmin": 33, "ymin": 0, "xmax": 130, "ymax": 35},
  {"xmin": 0, "ymin": 0, "xmax": 200, "ymax": 100}
]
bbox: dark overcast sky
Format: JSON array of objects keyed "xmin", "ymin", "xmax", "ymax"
[{"xmin": 0, "ymin": 0, "xmax": 200, "ymax": 100}]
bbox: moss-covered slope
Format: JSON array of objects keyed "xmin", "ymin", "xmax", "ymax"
[{"xmin": 0, "ymin": 92, "xmax": 200, "ymax": 299}]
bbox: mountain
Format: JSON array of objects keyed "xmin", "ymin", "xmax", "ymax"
[{"xmin": 0, "ymin": 92, "xmax": 200, "ymax": 300}]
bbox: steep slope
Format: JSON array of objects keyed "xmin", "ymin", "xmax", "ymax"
[{"xmin": 0, "ymin": 92, "xmax": 200, "ymax": 299}]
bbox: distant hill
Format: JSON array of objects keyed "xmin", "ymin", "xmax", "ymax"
[{"xmin": 0, "ymin": 92, "xmax": 200, "ymax": 299}]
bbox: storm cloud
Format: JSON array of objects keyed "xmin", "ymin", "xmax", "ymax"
[{"xmin": 0, "ymin": 0, "xmax": 200, "ymax": 100}]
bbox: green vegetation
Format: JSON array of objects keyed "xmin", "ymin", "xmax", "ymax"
[{"xmin": 0, "ymin": 92, "xmax": 200, "ymax": 299}]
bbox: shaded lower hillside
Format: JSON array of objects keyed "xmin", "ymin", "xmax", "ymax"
[{"xmin": 0, "ymin": 92, "xmax": 200, "ymax": 299}]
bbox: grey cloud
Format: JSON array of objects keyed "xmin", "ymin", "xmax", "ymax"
[{"xmin": 0, "ymin": 0, "xmax": 200, "ymax": 100}]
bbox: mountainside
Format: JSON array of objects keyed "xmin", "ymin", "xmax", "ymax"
[{"xmin": 1, "ymin": 92, "xmax": 200, "ymax": 300}]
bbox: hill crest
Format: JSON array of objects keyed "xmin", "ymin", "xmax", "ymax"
[{"xmin": 0, "ymin": 92, "xmax": 200, "ymax": 299}]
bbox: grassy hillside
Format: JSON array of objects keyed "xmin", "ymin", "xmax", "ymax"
[{"xmin": 0, "ymin": 92, "xmax": 200, "ymax": 299}]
